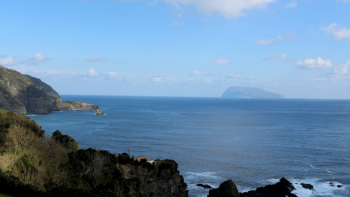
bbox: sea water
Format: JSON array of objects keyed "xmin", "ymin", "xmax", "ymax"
[{"xmin": 29, "ymin": 95, "xmax": 350, "ymax": 197}]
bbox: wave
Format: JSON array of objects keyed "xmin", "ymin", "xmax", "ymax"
[{"xmin": 267, "ymin": 178, "xmax": 346, "ymax": 197}]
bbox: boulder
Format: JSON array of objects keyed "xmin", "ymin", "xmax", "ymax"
[
  {"xmin": 301, "ymin": 183, "xmax": 314, "ymax": 190},
  {"xmin": 208, "ymin": 179, "xmax": 240, "ymax": 197},
  {"xmin": 240, "ymin": 178, "xmax": 297, "ymax": 197}
]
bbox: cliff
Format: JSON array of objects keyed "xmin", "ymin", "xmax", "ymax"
[
  {"xmin": 0, "ymin": 66, "xmax": 55, "ymax": 115},
  {"xmin": 25, "ymin": 75, "xmax": 61, "ymax": 102},
  {"xmin": 0, "ymin": 66, "xmax": 100, "ymax": 114},
  {"xmin": 0, "ymin": 109, "xmax": 188, "ymax": 197},
  {"xmin": 221, "ymin": 86, "xmax": 284, "ymax": 99}
]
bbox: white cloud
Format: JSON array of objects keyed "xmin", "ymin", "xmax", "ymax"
[
  {"xmin": 329, "ymin": 60, "xmax": 349, "ymax": 76},
  {"xmin": 297, "ymin": 57, "xmax": 333, "ymax": 69},
  {"xmin": 115, "ymin": 0, "xmax": 276, "ymax": 18},
  {"xmin": 255, "ymin": 33, "xmax": 298, "ymax": 46},
  {"xmin": 211, "ymin": 71, "xmax": 219, "ymax": 75},
  {"xmin": 226, "ymin": 73, "xmax": 242, "ymax": 78},
  {"xmin": 264, "ymin": 54, "xmax": 294, "ymax": 62},
  {"xmin": 164, "ymin": 0, "xmax": 277, "ymax": 18},
  {"xmin": 84, "ymin": 56, "xmax": 106, "ymax": 62},
  {"xmin": 189, "ymin": 70, "xmax": 200, "ymax": 75},
  {"xmin": 210, "ymin": 59, "xmax": 231, "ymax": 65},
  {"xmin": 0, "ymin": 56, "xmax": 17, "ymax": 65},
  {"xmin": 29, "ymin": 53, "xmax": 50, "ymax": 64},
  {"xmin": 108, "ymin": 71, "xmax": 131, "ymax": 81},
  {"xmin": 285, "ymin": 1, "xmax": 297, "ymax": 8},
  {"xmin": 322, "ymin": 23, "xmax": 350, "ymax": 41},
  {"xmin": 152, "ymin": 74, "xmax": 164, "ymax": 82},
  {"xmin": 88, "ymin": 68, "xmax": 99, "ymax": 76},
  {"xmin": 32, "ymin": 53, "xmax": 47, "ymax": 61},
  {"xmin": 202, "ymin": 70, "xmax": 208, "ymax": 75}
]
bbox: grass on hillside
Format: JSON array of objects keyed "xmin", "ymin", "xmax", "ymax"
[{"xmin": 0, "ymin": 193, "xmax": 13, "ymax": 197}]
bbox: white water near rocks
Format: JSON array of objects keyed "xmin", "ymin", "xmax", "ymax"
[{"xmin": 30, "ymin": 96, "xmax": 350, "ymax": 197}]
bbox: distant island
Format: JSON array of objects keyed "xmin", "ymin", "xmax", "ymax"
[{"xmin": 221, "ymin": 86, "xmax": 284, "ymax": 99}]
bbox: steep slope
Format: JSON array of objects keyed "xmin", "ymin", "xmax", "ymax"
[
  {"xmin": 0, "ymin": 66, "xmax": 55, "ymax": 114},
  {"xmin": 221, "ymin": 86, "xmax": 284, "ymax": 99},
  {"xmin": 25, "ymin": 75, "xmax": 61, "ymax": 102}
]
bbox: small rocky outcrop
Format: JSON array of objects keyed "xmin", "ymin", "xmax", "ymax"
[
  {"xmin": 240, "ymin": 178, "xmax": 297, "ymax": 197},
  {"xmin": 208, "ymin": 179, "xmax": 240, "ymax": 197},
  {"xmin": 55, "ymin": 98, "xmax": 100, "ymax": 111},
  {"xmin": 96, "ymin": 109, "xmax": 105, "ymax": 115},
  {"xmin": 301, "ymin": 183, "xmax": 314, "ymax": 190},
  {"xmin": 51, "ymin": 130, "xmax": 80, "ymax": 150},
  {"xmin": 209, "ymin": 178, "xmax": 297, "ymax": 197}
]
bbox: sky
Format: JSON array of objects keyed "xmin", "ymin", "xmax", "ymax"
[{"xmin": 1, "ymin": 0, "xmax": 350, "ymax": 99}]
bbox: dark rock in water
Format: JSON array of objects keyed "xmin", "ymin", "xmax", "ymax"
[
  {"xmin": 301, "ymin": 183, "xmax": 314, "ymax": 190},
  {"xmin": 337, "ymin": 185, "xmax": 342, "ymax": 188},
  {"xmin": 197, "ymin": 184, "xmax": 212, "ymax": 189},
  {"xmin": 208, "ymin": 179, "xmax": 240, "ymax": 197},
  {"xmin": 330, "ymin": 182, "xmax": 335, "ymax": 186},
  {"xmin": 240, "ymin": 178, "xmax": 297, "ymax": 197},
  {"xmin": 51, "ymin": 130, "xmax": 80, "ymax": 150}
]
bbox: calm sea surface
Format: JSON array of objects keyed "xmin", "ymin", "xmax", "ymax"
[{"xmin": 29, "ymin": 95, "xmax": 350, "ymax": 197}]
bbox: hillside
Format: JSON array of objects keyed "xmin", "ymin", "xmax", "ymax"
[
  {"xmin": 221, "ymin": 86, "xmax": 284, "ymax": 99},
  {"xmin": 0, "ymin": 66, "xmax": 100, "ymax": 114},
  {"xmin": 0, "ymin": 109, "xmax": 188, "ymax": 197},
  {"xmin": 25, "ymin": 75, "xmax": 61, "ymax": 102},
  {"xmin": 0, "ymin": 66, "xmax": 55, "ymax": 115}
]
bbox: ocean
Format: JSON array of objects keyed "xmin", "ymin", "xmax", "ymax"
[{"xmin": 29, "ymin": 95, "xmax": 350, "ymax": 197}]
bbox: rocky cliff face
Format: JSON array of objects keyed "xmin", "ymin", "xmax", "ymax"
[{"xmin": 0, "ymin": 65, "xmax": 55, "ymax": 115}]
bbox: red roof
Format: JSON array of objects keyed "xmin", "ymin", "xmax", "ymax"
[{"xmin": 134, "ymin": 157, "xmax": 154, "ymax": 162}]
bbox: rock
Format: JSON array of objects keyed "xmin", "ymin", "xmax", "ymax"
[
  {"xmin": 337, "ymin": 185, "xmax": 342, "ymax": 188},
  {"xmin": 208, "ymin": 179, "xmax": 240, "ymax": 197},
  {"xmin": 51, "ymin": 130, "xmax": 80, "ymax": 150},
  {"xmin": 96, "ymin": 109, "xmax": 105, "ymax": 115},
  {"xmin": 197, "ymin": 184, "xmax": 212, "ymax": 189},
  {"xmin": 240, "ymin": 178, "xmax": 297, "ymax": 197},
  {"xmin": 301, "ymin": 183, "xmax": 314, "ymax": 190}
]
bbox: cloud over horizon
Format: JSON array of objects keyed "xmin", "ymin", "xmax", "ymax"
[{"xmin": 297, "ymin": 57, "xmax": 333, "ymax": 69}]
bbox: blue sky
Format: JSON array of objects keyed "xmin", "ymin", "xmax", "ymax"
[{"xmin": 1, "ymin": 0, "xmax": 350, "ymax": 98}]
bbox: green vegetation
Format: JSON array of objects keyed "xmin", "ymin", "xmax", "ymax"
[
  {"xmin": 0, "ymin": 109, "xmax": 188, "ymax": 197},
  {"xmin": 0, "ymin": 193, "xmax": 14, "ymax": 197}
]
